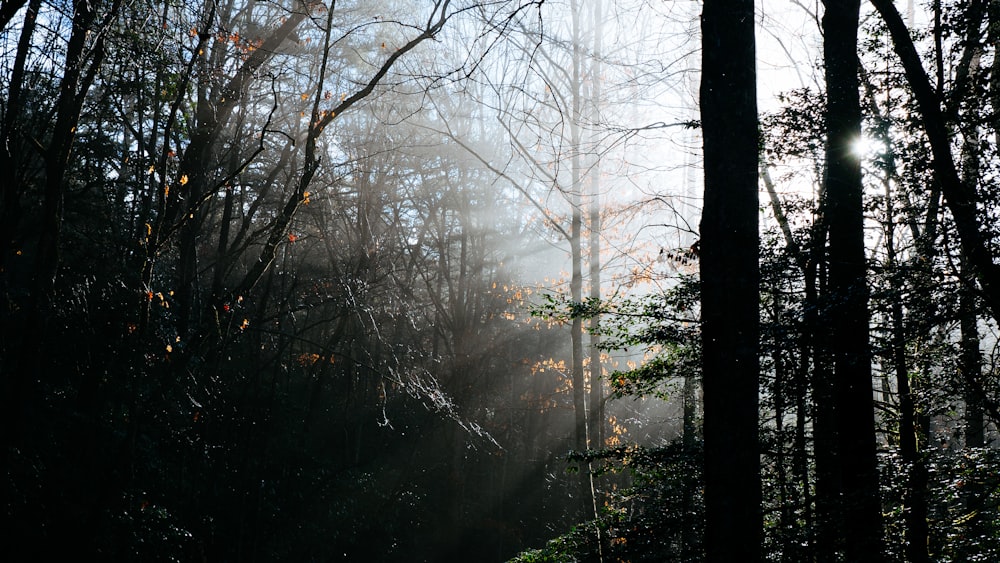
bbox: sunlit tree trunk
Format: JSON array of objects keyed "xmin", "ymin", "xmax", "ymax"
[
  {"xmin": 700, "ymin": 0, "xmax": 761, "ymax": 559},
  {"xmin": 566, "ymin": 0, "xmax": 591, "ymax": 520}
]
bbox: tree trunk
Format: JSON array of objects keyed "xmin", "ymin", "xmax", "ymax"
[
  {"xmin": 771, "ymin": 290, "xmax": 795, "ymax": 560},
  {"xmin": 959, "ymin": 277, "xmax": 985, "ymax": 549},
  {"xmin": 889, "ymin": 244, "xmax": 930, "ymax": 563},
  {"xmin": 823, "ymin": 1, "xmax": 885, "ymax": 560},
  {"xmin": 699, "ymin": 0, "xmax": 761, "ymax": 559},
  {"xmin": 0, "ymin": 0, "xmax": 42, "ymax": 452},
  {"xmin": 763, "ymin": 165, "xmax": 824, "ymax": 558},
  {"xmin": 587, "ymin": 0, "xmax": 604, "ymax": 469},
  {"xmin": 871, "ymin": 0, "xmax": 1000, "ymax": 323},
  {"xmin": 0, "ymin": 0, "xmax": 39, "ymax": 275},
  {"xmin": 567, "ymin": 0, "xmax": 591, "ymax": 520}
]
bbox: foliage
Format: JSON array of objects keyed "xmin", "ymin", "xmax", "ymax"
[
  {"xmin": 879, "ymin": 447, "xmax": 1000, "ymax": 562},
  {"xmin": 510, "ymin": 441, "xmax": 704, "ymax": 563},
  {"xmin": 531, "ymin": 277, "xmax": 700, "ymax": 400}
]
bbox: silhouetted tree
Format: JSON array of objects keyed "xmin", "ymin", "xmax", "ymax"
[{"xmin": 699, "ymin": 0, "xmax": 761, "ymax": 560}]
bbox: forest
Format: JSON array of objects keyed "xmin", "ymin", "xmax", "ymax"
[{"xmin": 3, "ymin": 0, "xmax": 1000, "ymax": 561}]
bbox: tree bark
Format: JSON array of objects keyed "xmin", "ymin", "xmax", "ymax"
[{"xmin": 700, "ymin": 0, "xmax": 761, "ymax": 559}]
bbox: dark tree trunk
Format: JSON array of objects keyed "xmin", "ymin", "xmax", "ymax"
[
  {"xmin": 960, "ymin": 265, "xmax": 985, "ymax": 539},
  {"xmin": 763, "ymin": 164, "xmax": 825, "ymax": 558},
  {"xmin": 699, "ymin": 1, "xmax": 761, "ymax": 560},
  {"xmin": 890, "ymin": 266, "xmax": 930, "ymax": 563},
  {"xmin": 962, "ymin": 293, "xmax": 984, "ymax": 450},
  {"xmin": 37, "ymin": 0, "xmax": 100, "ymax": 291},
  {"xmin": 810, "ymin": 263, "xmax": 844, "ymax": 562},
  {"xmin": 823, "ymin": 1, "xmax": 885, "ymax": 560},
  {"xmin": 0, "ymin": 0, "xmax": 41, "ymax": 451},
  {"xmin": 0, "ymin": 0, "xmax": 27, "ymax": 31},
  {"xmin": 871, "ymin": 0, "xmax": 1000, "ymax": 323},
  {"xmin": 0, "ymin": 0, "xmax": 39, "ymax": 272},
  {"xmin": 771, "ymin": 292, "xmax": 795, "ymax": 560}
]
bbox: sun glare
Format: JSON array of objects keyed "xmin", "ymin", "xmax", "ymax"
[{"xmin": 851, "ymin": 135, "xmax": 885, "ymax": 158}]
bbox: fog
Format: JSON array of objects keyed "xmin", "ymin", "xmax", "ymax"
[{"xmin": 9, "ymin": 0, "xmax": 993, "ymax": 560}]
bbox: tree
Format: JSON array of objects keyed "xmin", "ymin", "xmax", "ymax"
[
  {"xmin": 699, "ymin": 0, "xmax": 761, "ymax": 560},
  {"xmin": 822, "ymin": 1, "xmax": 886, "ymax": 559},
  {"xmin": 2, "ymin": 1, "xmax": 566, "ymax": 559},
  {"xmin": 869, "ymin": 0, "xmax": 1000, "ymax": 323}
]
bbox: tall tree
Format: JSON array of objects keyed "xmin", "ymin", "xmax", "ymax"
[
  {"xmin": 869, "ymin": 0, "xmax": 1000, "ymax": 322},
  {"xmin": 823, "ymin": 0, "xmax": 885, "ymax": 560},
  {"xmin": 588, "ymin": 0, "xmax": 605, "ymax": 482},
  {"xmin": 568, "ymin": 0, "xmax": 590, "ymax": 517},
  {"xmin": 699, "ymin": 0, "xmax": 761, "ymax": 560}
]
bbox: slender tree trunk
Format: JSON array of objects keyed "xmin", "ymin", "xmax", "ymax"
[
  {"xmin": 763, "ymin": 166, "xmax": 819, "ymax": 557},
  {"xmin": 887, "ymin": 233, "xmax": 930, "ymax": 563},
  {"xmin": 700, "ymin": 1, "xmax": 761, "ymax": 559},
  {"xmin": 823, "ymin": 1, "xmax": 885, "ymax": 560},
  {"xmin": 681, "ymin": 370, "xmax": 698, "ymax": 560},
  {"xmin": 954, "ymin": 43, "xmax": 987, "ymax": 544},
  {"xmin": 0, "ymin": 0, "xmax": 42, "ymax": 453},
  {"xmin": 871, "ymin": 0, "xmax": 1000, "ymax": 323},
  {"xmin": 586, "ymin": 6, "xmax": 606, "ymax": 544},
  {"xmin": 587, "ymin": 0, "xmax": 604, "ymax": 467},
  {"xmin": 771, "ymin": 290, "xmax": 795, "ymax": 561},
  {"xmin": 959, "ymin": 275, "xmax": 985, "ymax": 545},
  {"xmin": 36, "ymin": 0, "xmax": 100, "ymax": 292},
  {"xmin": 567, "ymin": 0, "xmax": 591, "ymax": 520},
  {"xmin": 990, "ymin": 0, "xmax": 1000, "ymax": 146},
  {"xmin": 962, "ymin": 288, "xmax": 984, "ymax": 450},
  {"xmin": 0, "ymin": 0, "xmax": 40, "ymax": 274}
]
